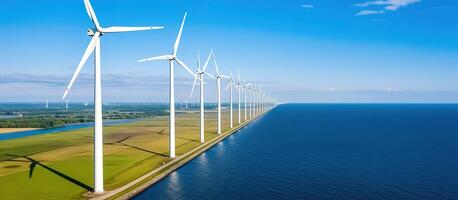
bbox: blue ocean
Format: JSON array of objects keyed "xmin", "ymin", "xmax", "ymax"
[{"xmin": 135, "ymin": 104, "xmax": 458, "ymax": 199}]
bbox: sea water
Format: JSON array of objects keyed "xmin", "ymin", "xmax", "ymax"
[{"xmin": 135, "ymin": 104, "xmax": 458, "ymax": 199}]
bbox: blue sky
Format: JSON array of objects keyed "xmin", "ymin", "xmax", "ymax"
[{"xmin": 1, "ymin": 0, "xmax": 458, "ymax": 103}]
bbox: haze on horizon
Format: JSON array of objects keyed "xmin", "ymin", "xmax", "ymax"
[{"xmin": 1, "ymin": 0, "xmax": 457, "ymax": 103}]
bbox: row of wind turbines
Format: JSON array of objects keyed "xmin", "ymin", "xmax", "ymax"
[
  {"xmin": 62, "ymin": 0, "xmax": 276, "ymax": 194},
  {"xmin": 187, "ymin": 50, "xmax": 272, "ymax": 143}
]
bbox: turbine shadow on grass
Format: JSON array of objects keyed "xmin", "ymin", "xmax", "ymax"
[
  {"xmin": 176, "ymin": 136, "xmax": 200, "ymax": 143},
  {"xmin": 3, "ymin": 153, "xmax": 94, "ymax": 192},
  {"xmin": 106, "ymin": 136, "xmax": 168, "ymax": 157},
  {"xmin": 117, "ymin": 143, "xmax": 169, "ymax": 157},
  {"xmin": 157, "ymin": 129, "xmax": 166, "ymax": 135},
  {"xmin": 154, "ymin": 128, "xmax": 199, "ymax": 142}
]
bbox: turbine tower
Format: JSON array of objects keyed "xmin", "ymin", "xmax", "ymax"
[
  {"xmin": 138, "ymin": 12, "xmax": 196, "ymax": 159},
  {"xmin": 248, "ymin": 82, "xmax": 253, "ymax": 119},
  {"xmin": 258, "ymin": 85, "xmax": 262, "ymax": 115},
  {"xmin": 212, "ymin": 53, "xmax": 229, "ymax": 134},
  {"xmin": 261, "ymin": 90, "xmax": 264, "ymax": 113},
  {"xmin": 190, "ymin": 50, "xmax": 213, "ymax": 143},
  {"xmin": 62, "ymin": 0, "xmax": 163, "ymax": 193},
  {"xmin": 236, "ymin": 68, "xmax": 242, "ymax": 124},
  {"xmin": 244, "ymin": 82, "xmax": 251, "ymax": 122},
  {"xmin": 254, "ymin": 82, "xmax": 258, "ymax": 116},
  {"xmin": 227, "ymin": 71, "xmax": 236, "ymax": 128}
]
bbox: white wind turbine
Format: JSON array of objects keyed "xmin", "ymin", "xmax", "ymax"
[
  {"xmin": 243, "ymin": 82, "xmax": 251, "ymax": 122},
  {"xmin": 257, "ymin": 85, "xmax": 262, "ymax": 115},
  {"xmin": 212, "ymin": 53, "xmax": 229, "ymax": 134},
  {"xmin": 189, "ymin": 50, "xmax": 214, "ymax": 143},
  {"xmin": 248, "ymin": 82, "xmax": 253, "ymax": 119},
  {"xmin": 262, "ymin": 92, "xmax": 265, "ymax": 113},
  {"xmin": 138, "ymin": 12, "xmax": 196, "ymax": 159},
  {"xmin": 262, "ymin": 91, "xmax": 266, "ymax": 112},
  {"xmin": 253, "ymin": 82, "xmax": 259, "ymax": 116},
  {"xmin": 258, "ymin": 85, "xmax": 264, "ymax": 114},
  {"xmin": 236, "ymin": 68, "xmax": 242, "ymax": 124},
  {"xmin": 62, "ymin": 0, "xmax": 163, "ymax": 193},
  {"xmin": 226, "ymin": 71, "xmax": 237, "ymax": 128},
  {"xmin": 264, "ymin": 92, "xmax": 270, "ymax": 112},
  {"xmin": 259, "ymin": 85, "xmax": 265, "ymax": 113}
]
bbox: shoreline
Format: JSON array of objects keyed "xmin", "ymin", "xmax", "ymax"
[{"xmin": 91, "ymin": 111, "xmax": 268, "ymax": 200}]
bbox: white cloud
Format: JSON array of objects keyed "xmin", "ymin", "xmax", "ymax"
[
  {"xmin": 354, "ymin": 0, "xmax": 421, "ymax": 16},
  {"xmin": 301, "ymin": 4, "xmax": 314, "ymax": 9},
  {"xmin": 356, "ymin": 10, "xmax": 385, "ymax": 16},
  {"xmin": 0, "ymin": 73, "xmax": 198, "ymax": 102},
  {"xmin": 0, "ymin": 73, "xmax": 193, "ymax": 88}
]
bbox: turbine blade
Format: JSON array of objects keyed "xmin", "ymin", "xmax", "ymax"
[
  {"xmin": 202, "ymin": 50, "xmax": 213, "ymax": 72},
  {"xmin": 220, "ymin": 75, "xmax": 230, "ymax": 79},
  {"xmin": 204, "ymin": 72, "xmax": 216, "ymax": 79},
  {"xmin": 197, "ymin": 49, "xmax": 201, "ymax": 71},
  {"xmin": 234, "ymin": 83, "xmax": 239, "ymax": 90},
  {"xmin": 138, "ymin": 55, "xmax": 171, "ymax": 62},
  {"xmin": 63, "ymin": 32, "xmax": 100, "ymax": 99},
  {"xmin": 189, "ymin": 75, "xmax": 198, "ymax": 99},
  {"xmin": 84, "ymin": 0, "xmax": 101, "ymax": 30},
  {"xmin": 102, "ymin": 26, "xmax": 163, "ymax": 33},
  {"xmin": 173, "ymin": 12, "xmax": 187, "ymax": 56},
  {"xmin": 238, "ymin": 66, "xmax": 241, "ymax": 81},
  {"xmin": 175, "ymin": 58, "xmax": 196, "ymax": 78},
  {"xmin": 213, "ymin": 51, "xmax": 220, "ymax": 75}
]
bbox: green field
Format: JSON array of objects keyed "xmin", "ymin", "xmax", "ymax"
[{"xmin": 0, "ymin": 109, "xmax": 239, "ymax": 199}]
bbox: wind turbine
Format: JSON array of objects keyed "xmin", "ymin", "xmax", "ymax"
[
  {"xmin": 138, "ymin": 12, "xmax": 196, "ymax": 159},
  {"xmin": 259, "ymin": 85, "xmax": 265, "ymax": 113},
  {"xmin": 260, "ymin": 90, "xmax": 264, "ymax": 113},
  {"xmin": 244, "ymin": 82, "xmax": 251, "ymax": 122},
  {"xmin": 248, "ymin": 82, "xmax": 253, "ymax": 119},
  {"xmin": 253, "ymin": 82, "xmax": 258, "ymax": 116},
  {"xmin": 258, "ymin": 85, "xmax": 263, "ymax": 114},
  {"xmin": 226, "ymin": 71, "xmax": 236, "ymax": 128},
  {"xmin": 189, "ymin": 50, "xmax": 214, "ymax": 143},
  {"xmin": 62, "ymin": 0, "xmax": 163, "ymax": 193},
  {"xmin": 236, "ymin": 68, "xmax": 242, "ymax": 124},
  {"xmin": 257, "ymin": 85, "xmax": 261, "ymax": 115},
  {"xmin": 212, "ymin": 52, "xmax": 229, "ymax": 134}
]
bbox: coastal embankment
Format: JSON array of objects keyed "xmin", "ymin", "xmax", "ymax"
[{"xmin": 94, "ymin": 111, "xmax": 269, "ymax": 200}]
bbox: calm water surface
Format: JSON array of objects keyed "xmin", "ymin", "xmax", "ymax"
[{"xmin": 135, "ymin": 104, "xmax": 458, "ymax": 200}]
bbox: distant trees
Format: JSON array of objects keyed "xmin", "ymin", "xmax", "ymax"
[
  {"xmin": 0, "ymin": 117, "xmax": 81, "ymax": 128},
  {"xmin": 0, "ymin": 103, "xmax": 170, "ymax": 128}
]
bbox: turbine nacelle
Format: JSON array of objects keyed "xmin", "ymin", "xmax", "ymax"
[
  {"xmin": 64, "ymin": 0, "xmax": 163, "ymax": 100},
  {"xmin": 87, "ymin": 28, "xmax": 97, "ymax": 36}
]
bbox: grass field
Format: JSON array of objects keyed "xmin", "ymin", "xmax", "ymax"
[
  {"xmin": 0, "ymin": 128, "xmax": 41, "ymax": 134},
  {"xmin": 0, "ymin": 109, "xmax": 241, "ymax": 200}
]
